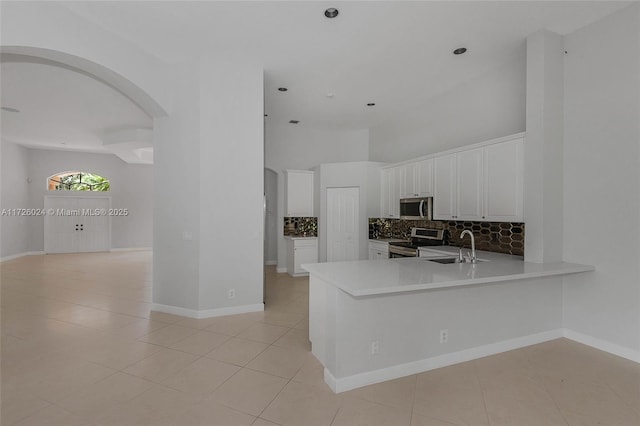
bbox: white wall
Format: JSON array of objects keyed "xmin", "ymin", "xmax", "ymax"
[
  {"xmin": 24, "ymin": 148, "xmax": 153, "ymax": 251},
  {"xmin": 264, "ymin": 168, "xmax": 278, "ymax": 264},
  {"xmin": 562, "ymin": 4, "xmax": 640, "ymax": 356},
  {"xmin": 0, "ymin": 141, "xmax": 31, "ymax": 258},
  {"xmin": 197, "ymin": 56, "xmax": 264, "ymax": 312},
  {"xmin": 369, "ymin": 48, "xmax": 526, "ymax": 163},
  {"xmin": 265, "ymin": 123, "xmax": 370, "ymax": 270},
  {"xmin": 315, "ymin": 162, "xmax": 385, "ymax": 262}
]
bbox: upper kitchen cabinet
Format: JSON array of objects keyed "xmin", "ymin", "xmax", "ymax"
[
  {"xmin": 456, "ymin": 147, "xmax": 484, "ymax": 220},
  {"xmin": 380, "ymin": 167, "xmax": 401, "ymax": 218},
  {"xmin": 483, "ymin": 137, "xmax": 523, "ymax": 222},
  {"xmin": 433, "ymin": 154, "xmax": 458, "ymax": 220},
  {"xmin": 401, "ymin": 159, "xmax": 434, "ymax": 198},
  {"xmin": 284, "ymin": 170, "xmax": 314, "ymax": 217},
  {"xmin": 433, "ymin": 135, "xmax": 524, "ymax": 222}
]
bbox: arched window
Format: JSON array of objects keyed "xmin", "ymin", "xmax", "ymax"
[{"xmin": 48, "ymin": 171, "xmax": 110, "ymax": 191}]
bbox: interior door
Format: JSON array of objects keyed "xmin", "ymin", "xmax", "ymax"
[
  {"xmin": 327, "ymin": 187, "xmax": 359, "ymax": 262},
  {"xmin": 44, "ymin": 197, "xmax": 80, "ymax": 253},
  {"xmin": 77, "ymin": 197, "xmax": 111, "ymax": 252},
  {"xmin": 44, "ymin": 196, "xmax": 111, "ymax": 254}
]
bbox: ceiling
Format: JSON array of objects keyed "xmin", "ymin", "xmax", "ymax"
[
  {"xmin": 0, "ymin": 1, "xmax": 631, "ymax": 161},
  {"xmin": 1, "ymin": 54, "xmax": 153, "ymax": 163}
]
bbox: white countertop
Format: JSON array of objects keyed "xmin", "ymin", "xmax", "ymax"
[
  {"xmin": 284, "ymin": 235, "xmax": 317, "ymax": 240},
  {"xmin": 302, "ymin": 247, "xmax": 594, "ymax": 297}
]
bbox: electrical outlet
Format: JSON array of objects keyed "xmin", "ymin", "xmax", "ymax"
[
  {"xmin": 227, "ymin": 289, "xmax": 236, "ymax": 299},
  {"xmin": 440, "ymin": 329, "xmax": 448, "ymax": 344},
  {"xmin": 371, "ymin": 340, "xmax": 380, "ymax": 355}
]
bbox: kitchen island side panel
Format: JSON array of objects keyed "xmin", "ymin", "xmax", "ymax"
[{"xmin": 325, "ymin": 275, "xmax": 563, "ymax": 380}]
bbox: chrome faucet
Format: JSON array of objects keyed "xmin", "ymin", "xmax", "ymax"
[{"xmin": 460, "ymin": 230, "xmax": 477, "ymax": 264}]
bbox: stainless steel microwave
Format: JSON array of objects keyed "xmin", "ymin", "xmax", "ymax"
[{"xmin": 400, "ymin": 197, "xmax": 433, "ymax": 220}]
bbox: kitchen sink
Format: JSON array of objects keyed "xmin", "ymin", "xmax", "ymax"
[
  {"xmin": 425, "ymin": 257, "xmax": 489, "ymax": 264},
  {"xmin": 427, "ymin": 257, "xmax": 459, "ymax": 264}
]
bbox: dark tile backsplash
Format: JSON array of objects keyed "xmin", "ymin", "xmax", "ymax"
[
  {"xmin": 284, "ymin": 217, "xmax": 318, "ymax": 237},
  {"xmin": 369, "ymin": 218, "xmax": 524, "ymax": 256}
]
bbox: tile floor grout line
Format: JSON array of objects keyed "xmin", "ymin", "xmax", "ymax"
[
  {"xmin": 472, "ymin": 358, "xmax": 493, "ymax": 426},
  {"xmin": 408, "ymin": 373, "xmax": 419, "ymax": 425}
]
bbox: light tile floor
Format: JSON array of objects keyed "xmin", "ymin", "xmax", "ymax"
[{"xmin": 1, "ymin": 251, "xmax": 638, "ymax": 425}]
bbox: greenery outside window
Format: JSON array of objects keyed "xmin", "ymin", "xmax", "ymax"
[{"xmin": 48, "ymin": 172, "xmax": 110, "ymax": 191}]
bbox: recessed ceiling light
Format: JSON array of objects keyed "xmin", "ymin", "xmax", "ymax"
[
  {"xmin": 289, "ymin": 120, "xmax": 299, "ymax": 124},
  {"xmin": 1, "ymin": 106, "xmax": 20, "ymax": 113},
  {"xmin": 326, "ymin": 93, "xmax": 334, "ymax": 98},
  {"xmin": 278, "ymin": 87, "xmax": 288, "ymax": 92},
  {"xmin": 367, "ymin": 103, "xmax": 376, "ymax": 107},
  {"xmin": 453, "ymin": 47, "xmax": 467, "ymax": 55},
  {"xmin": 324, "ymin": 8, "xmax": 339, "ymax": 18}
]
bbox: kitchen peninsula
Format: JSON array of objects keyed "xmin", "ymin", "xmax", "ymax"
[{"xmin": 303, "ymin": 249, "xmax": 593, "ymax": 393}]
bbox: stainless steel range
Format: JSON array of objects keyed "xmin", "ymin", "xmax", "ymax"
[{"xmin": 388, "ymin": 227, "xmax": 448, "ymax": 258}]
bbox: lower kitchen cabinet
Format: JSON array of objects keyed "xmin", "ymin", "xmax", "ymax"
[
  {"xmin": 286, "ymin": 237, "xmax": 318, "ymax": 277},
  {"xmin": 368, "ymin": 241, "xmax": 390, "ymax": 260}
]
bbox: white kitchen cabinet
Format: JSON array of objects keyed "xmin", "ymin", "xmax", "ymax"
[
  {"xmin": 456, "ymin": 147, "xmax": 484, "ymax": 220},
  {"xmin": 402, "ymin": 159, "xmax": 434, "ymax": 198},
  {"xmin": 368, "ymin": 241, "xmax": 390, "ymax": 260},
  {"xmin": 483, "ymin": 137, "xmax": 524, "ymax": 222},
  {"xmin": 433, "ymin": 137, "xmax": 523, "ymax": 222},
  {"xmin": 433, "ymin": 154, "xmax": 457, "ymax": 220},
  {"xmin": 380, "ymin": 167, "xmax": 401, "ymax": 218},
  {"xmin": 416, "ymin": 158, "xmax": 434, "ymax": 197},
  {"xmin": 284, "ymin": 170, "xmax": 314, "ymax": 217},
  {"xmin": 286, "ymin": 237, "xmax": 318, "ymax": 277},
  {"xmin": 380, "ymin": 168, "xmax": 392, "ymax": 218}
]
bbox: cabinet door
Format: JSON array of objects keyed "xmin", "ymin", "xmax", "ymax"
[
  {"xmin": 294, "ymin": 243, "xmax": 318, "ymax": 274},
  {"xmin": 433, "ymin": 154, "xmax": 457, "ymax": 220},
  {"xmin": 402, "ymin": 163, "xmax": 419, "ymax": 198},
  {"xmin": 456, "ymin": 148, "xmax": 484, "ymax": 220},
  {"xmin": 484, "ymin": 138, "xmax": 523, "ymax": 222},
  {"xmin": 380, "ymin": 169, "xmax": 393, "ymax": 218},
  {"xmin": 416, "ymin": 158, "xmax": 434, "ymax": 196},
  {"xmin": 391, "ymin": 166, "xmax": 403, "ymax": 218},
  {"xmin": 286, "ymin": 239, "xmax": 295, "ymax": 275},
  {"xmin": 286, "ymin": 171, "xmax": 314, "ymax": 217}
]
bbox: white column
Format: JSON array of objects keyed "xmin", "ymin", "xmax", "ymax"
[{"xmin": 524, "ymin": 30, "xmax": 565, "ymax": 263}]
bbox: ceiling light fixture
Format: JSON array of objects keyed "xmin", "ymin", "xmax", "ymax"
[
  {"xmin": 324, "ymin": 8, "xmax": 339, "ymax": 18},
  {"xmin": 278, "ymin": 87, "xmax": 288, "ymax": 92},
  {"xmin": 326, "ymin": 93, "xmax": 334, "ymax": 98},
  {"xmin": 289, "ymin": 120, "xmax": 300, "ymax": 124},
  {"xmin": 453, "ymin": 47, "xmax": 467, "ymax": 55},
  {"xmin": 1, "ymin": 106, "xmax": 20, "ymax": 113},
  {"xmin": 367, "ymin": 103, "xmax": 376, "ymax": 107}
]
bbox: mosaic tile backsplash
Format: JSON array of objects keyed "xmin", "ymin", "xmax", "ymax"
[
  {"xmin": 369, "ymin": 218, "xmax": 525, "ymax": 256},
  {"xmin": 284, "ymin": 217, "xmax": 318, "ymax": 237}
]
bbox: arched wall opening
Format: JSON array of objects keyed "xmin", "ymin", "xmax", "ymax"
[
  {"xmin": 1, "ymin": 45, "xmax": 164, "ymax": 256},
  {"xmin": 0, "ymin": 46, "xmax": 168, "ymax": 119}
]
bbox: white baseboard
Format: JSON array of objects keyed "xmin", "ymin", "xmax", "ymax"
[
  {"xmin": 265, "ymin": 260, "xmax": 277, "ymax": 266},
  {"xmin": 326, "ymin": 329, "xmax": 564, "ymax": 393},
  {"xmin": 1, "ymin": 251, "xmax": 45, "ymax": 262},
  {"xmin": 151, "ymin": 302, "xmax": 264, "ymax": 319},
  {"xmin": 562, "ymin": 328, "xmax": 640, "ymax": 363},
  {"xmin": 110, "ymin": 247, "xmax": 152, "ymax": 252},
  {"xmin": 276, "ymin": 267, "xmax": 287, "ymax": 273}
]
